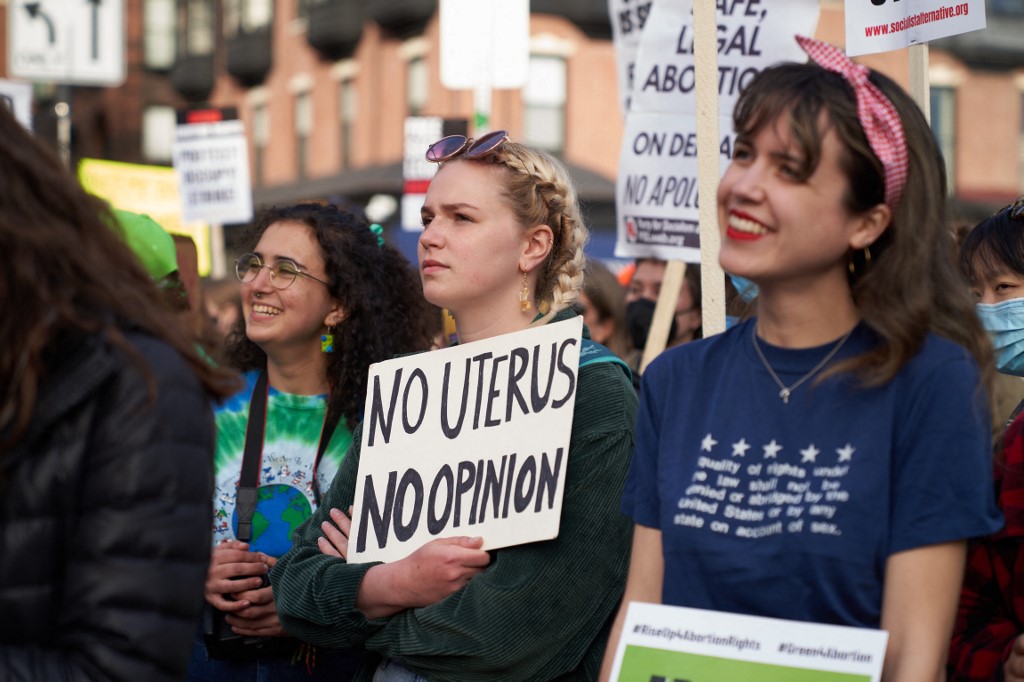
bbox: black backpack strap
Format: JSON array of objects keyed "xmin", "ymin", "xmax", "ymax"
[{"xmin": 236, "ymin": 370, "xmax": 269, "ymax": 542}]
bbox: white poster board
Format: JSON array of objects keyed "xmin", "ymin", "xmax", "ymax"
[
  {"xmin": 350, "ymin": 318, "xmax": 582, "ymax": 563},
  {"xmin": 0, "ymin": 79, "xmax": 33, "ymax": 129},
  {"xmin": 401, "ymin": 116, "xmax": 443, "ymax": 231},
  {"xmin": 845, "ymin": 0, "xmax": 986, "ymax": 57},
  {"xmin": 614, "ymin": 0, "xmax": 819, "ymax": 261},
  {"xmin": 173, "ymin": 119, "xmax": 254, "ymax": 225},
  {"xmin": 609, "ymin": 603, "xmax": 888, "ymax": 682},
  {"xmin": 607, "ymin": 0, "xmax": 652, "ymax": 114}
]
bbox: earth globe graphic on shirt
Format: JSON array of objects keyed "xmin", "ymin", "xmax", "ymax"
[{"xmin": 231, "ymin": 483, "xmax": 312, "ymax": 557}]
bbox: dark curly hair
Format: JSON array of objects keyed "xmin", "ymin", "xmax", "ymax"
[{"xmin": 226, "ymin": 203, "xmax": 438, "ymax": 429}]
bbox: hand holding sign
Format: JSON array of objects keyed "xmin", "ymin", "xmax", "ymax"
[{"xmin": 354, "ymin": 537, "xmax": 491, "ymax": 620}]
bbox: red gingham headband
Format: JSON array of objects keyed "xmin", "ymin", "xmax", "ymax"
[{"xmin": 796, "ymin": 35, "xmax": 909, "ymax": 209}]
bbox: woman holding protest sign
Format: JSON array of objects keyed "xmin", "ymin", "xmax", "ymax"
[
  {"xmin": 271, "ymin": 133, "xmax": 638, "ymax": 680},
  {"xmin": 602, "ymin": 37, "xmax": 1000, "ymax": 680},
  {"xmin": 188, "ymin": 203, "xmax": 435, "ymax": 680}
]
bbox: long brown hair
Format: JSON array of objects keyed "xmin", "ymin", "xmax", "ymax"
[
  {"xmin": 732, "ymin": 62, "xmax": 993, "ymax": 389},
  {"xmin": 0, "ymin": 105, "xmax": 238, "ymax": 448}
]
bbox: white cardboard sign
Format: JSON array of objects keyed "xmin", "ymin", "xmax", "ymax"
[
  {"xmin": 629, "ymin": 0, "xmax": 820, "ymax": 115},
  {"xmin": 173, "ymin": 120, "xmax": 254, "ymax": 225},
  {"xmin": 607, "ymin": 0, "xmax": 652, "ymax": 115},
  {"xmin": 614, "ymin": 0, "xmax": 819, "ymax": 262},
  {"xmin": 0, "ymin": 78, "xmax": 33, "ymax": 129},
  {"xmin": 610, "ymin": 602, "xmax": 888, "ymax": 681},
  {"xmin": 845, "ymin": 0, "xmax": 986, "ymax": 57},
  {"xmin": 350, "ymin": 318, "xmax": 582, "ymax": 563}
]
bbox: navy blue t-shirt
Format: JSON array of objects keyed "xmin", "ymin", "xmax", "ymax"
[{"xmin": 623, "ymin": 318, "xmax": 1002, "ymax": 628}]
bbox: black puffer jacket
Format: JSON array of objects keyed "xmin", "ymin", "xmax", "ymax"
[{"xmin": 0, "ymin": 331, "xmax": 216, "ymax": 681}]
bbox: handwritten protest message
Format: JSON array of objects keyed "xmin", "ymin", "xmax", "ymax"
[{"xmin": 350, "ymin": 317, "xmax": 582, "ymax": 563}]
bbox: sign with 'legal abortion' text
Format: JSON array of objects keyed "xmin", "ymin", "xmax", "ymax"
[
  {"xmin": 614, "ymin": 0, "xmax": 819, "ymax": 261},
  {"xmin": 350, "ymin": 317, "xmax": 583, "ymax": 563}
]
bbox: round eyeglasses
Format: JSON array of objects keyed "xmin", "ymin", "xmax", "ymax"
[
  {"xmin": 235, "ymin": 253, "xmax": 329, "ymax": 290},
  {"xmin": 425, "ymin": 129, "xmax": 509, "ymax": 163}
]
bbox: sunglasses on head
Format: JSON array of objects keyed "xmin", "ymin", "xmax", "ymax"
[
  {"xmin": 425, "ymin": 130, "xmax": 509, "ymax": 163},
  {"xmin": 1009, "ymin": 197, "xmax": 1024, "ymax": 222}
]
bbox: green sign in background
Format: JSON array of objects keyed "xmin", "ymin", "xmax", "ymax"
[{"xmin": 617, "ymin": 645, "xmax": 871, "ymax": 682}]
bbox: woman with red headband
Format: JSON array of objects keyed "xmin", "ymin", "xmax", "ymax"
[{"xmin": 603, "ymin": 37, "xmax": 1000, "ymax": 681}]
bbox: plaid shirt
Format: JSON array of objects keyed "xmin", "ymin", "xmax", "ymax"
[{"xmin": 949, "ymin": 415, "xmax": 1023, "ymax": 681}]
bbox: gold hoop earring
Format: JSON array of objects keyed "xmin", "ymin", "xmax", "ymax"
[{"xmin": 519, "ymin": 269, "xmax": 532, "ymax": 312}]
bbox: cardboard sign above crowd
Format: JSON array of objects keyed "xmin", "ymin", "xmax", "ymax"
[
  {"xmin": 845, "ymin": 0, "xmax": 985, "ymax": 57},
  {"xmin": 350, "ymin": 317, "xmax": 583, "ymax": 563},
  {"xmin": 614, "ymin": 0, "xmax": 820, "ymax": 261}
]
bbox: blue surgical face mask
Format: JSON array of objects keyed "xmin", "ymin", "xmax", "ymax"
[{"xmin": 976, "ymin": 299, "xmax": 1024, "ymax": 376}]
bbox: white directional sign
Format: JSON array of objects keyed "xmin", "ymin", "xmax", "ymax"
[{"xmin": 7, "ymin": 0, "xmax": 126, "ymax": 86}]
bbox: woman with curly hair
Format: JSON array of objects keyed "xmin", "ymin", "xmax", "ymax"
[
  {"xmin": 189, "ymin": 203, "xmax": 436, "ymax": 680},
  {"xmin": 270, "ymin": 133, "xmax": 637, "ymax": 680}
]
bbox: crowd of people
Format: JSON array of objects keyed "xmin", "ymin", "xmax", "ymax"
[{"xmin": 2, "ymin": 33, "xmax": 1024, "ymax": 682}]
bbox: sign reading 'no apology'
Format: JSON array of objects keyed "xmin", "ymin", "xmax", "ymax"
[{"xmin": 350, "ymin": 317, "xmax": 583, "ymax": 563}]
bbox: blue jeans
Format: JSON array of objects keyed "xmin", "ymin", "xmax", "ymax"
[{"xmin": 188, "ymin": 630, "xmax": 363, "ymax": 681}]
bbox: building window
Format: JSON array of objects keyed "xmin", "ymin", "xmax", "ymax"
[
  {"xmin": 930, "ymin": 86, "xmax": 956, "ymax": 195},
  {"xmin": 295, "ymin": 92, "xmax": 312, "ymax": 179},
  {"xmin": 177, "ymin": 0, "xmax": 214, "ymax": 56},
  {"xmin": 253, "ymin": 103, "xmax": 269, "ymax": 187},
  {"xmin": 524, "ymin": 55, "xmax": 566, "ymax": 155},
  {"xmin": 340, "ymin": 78, "xmax": 357, "ymax": 168},
  {"xmin": 144, "ymin": 0, "xmax": 176, "ymax": 69},
  {"xmin": 408, "ymin": 57, "xmax": 428, "ymax": 117},
  {"xmin": 142, "ymin": 105, "xmax": 176, "ymax": 162},
  {"xmin": 243, "ymin": 0, "xmax": 273, "ymax": 31}
]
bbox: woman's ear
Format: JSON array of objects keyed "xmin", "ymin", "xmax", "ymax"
[
  {"xmin": 850, "ymin": 203, "xmax": 892, "ymax": 251},
  {"xmin": 521, "ymin": 224, "xmax": 555, "ymax": 272},
  {"xmin": 324, "ymin": 304, "xmax": 346, "ymax": 328}
]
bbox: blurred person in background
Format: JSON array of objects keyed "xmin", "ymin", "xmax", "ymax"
[
  {"xmin": 580, "ymin": 259, "xmax": 637, "ymax": 369},
  {"xmin": 624, "ymin": 258, "xmax": 703, "ymax": 354},
  {"xmin": 0, "ymin": 103, "xmax": 235, "ymax": 681},
  {"xmin": 949, "ymin": 197, "xmax": 1024, "ymax": 681}
]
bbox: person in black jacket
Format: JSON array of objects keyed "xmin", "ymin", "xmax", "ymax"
[{"xmin": 0, "ymin": 104, "xmax": 237, "ymax": 680}]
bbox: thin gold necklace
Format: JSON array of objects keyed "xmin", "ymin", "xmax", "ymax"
[{"xmin": 751, "ymin": 325, "xmax": 854, "ymax": 404}]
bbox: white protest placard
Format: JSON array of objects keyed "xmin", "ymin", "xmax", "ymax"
[
  {"xmin": 845, "ymin": 0, "xmax": 986, "ymax": 58},
  {"xmin": 401, "ymin": 116, "xmax": 443, "ymax": 231},
  {"xmin": 0, "ymin": 78, "xmax": 33, "ymax": 129},
  {"xmin": 350, "ymin": 317, "xmax": 583, "ymax": 563},
  {"xmin": 173, "ymin": 119, "xmax": 254, "ymax": 225},
  {"xmin": 615, "ymin": 111, "xmax": 733, "ymax": 261},
  {"xmin": 609, "ymin": 603, "xmax": 888, "ymax": 682},
  {"xmin": 607, "ymin": 0, "xmax": 652, "ymax": 114},
  {"xmin": 614, "ymin": 0, "xmax": 819, "ymax": 261},
  {"xmin": 629, "ymin": 0, "xmax": 820, "ymax": 115}
]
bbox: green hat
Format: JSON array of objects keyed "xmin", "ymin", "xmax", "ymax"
[{"xmin": 111, "ymin": 209, "xmax": 178, "ymax": 281}]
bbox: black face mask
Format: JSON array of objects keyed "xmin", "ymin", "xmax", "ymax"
[{"xmin": 626, "ymin": 298, "xmax": 677, "ymax": 351}]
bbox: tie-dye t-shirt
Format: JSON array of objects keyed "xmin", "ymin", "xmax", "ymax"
[{"xmin": 212, "ymin": 370, "xmax": 353, "ymax": 557}]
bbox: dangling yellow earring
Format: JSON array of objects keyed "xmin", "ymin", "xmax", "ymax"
[
  {"xmin": 863, "ymin": 246, "xmax": 872, "ymax": 264},
  {"xmin": 519, "ymin": 269, "xmax": 532, "ymax": 312},
  {"xmin": 321, "ymin": 327, "xmax": 335, "ymax": 353}
]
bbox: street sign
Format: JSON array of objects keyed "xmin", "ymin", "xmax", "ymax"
[{"xmin": 7, "ymin": 0, "xmax": 126, "ymax": 86}]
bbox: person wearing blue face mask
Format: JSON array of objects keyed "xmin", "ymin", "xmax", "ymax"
[
  {"xmin": 949, "ymin": 197, "xmax": 1024, "ymax": 682},
  {"xmin": 962, "ymin": 199, "xmax": 1024, "ymax": 380}
]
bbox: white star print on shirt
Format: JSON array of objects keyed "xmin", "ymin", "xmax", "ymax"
[
  {"xmin": 701, "ymin": 433, "xmax": 718, "ymax": 452},
  {"xmin": 800, "ymin": 444, "xmax": 820, "ymax": 463},
  {"xmin": 837, "ymin": 444, "xmax": 855, "ymax": 462},
  {"xmin": 763, "ymin": 440, "xmax": 782, "ymax": 459},
  {"xmin": 732, "ymin": 438, "xmax": 751, "ymax": 457}
]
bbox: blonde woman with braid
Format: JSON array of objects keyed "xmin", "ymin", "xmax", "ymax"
[{"xmin": 271, "ymin": 132, "xmax": 637, "ymax": 681}]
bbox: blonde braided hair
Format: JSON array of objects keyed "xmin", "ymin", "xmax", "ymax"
[{"xmin": 456, "ymin": 141, "xmax": 588, "ymax": 323}]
